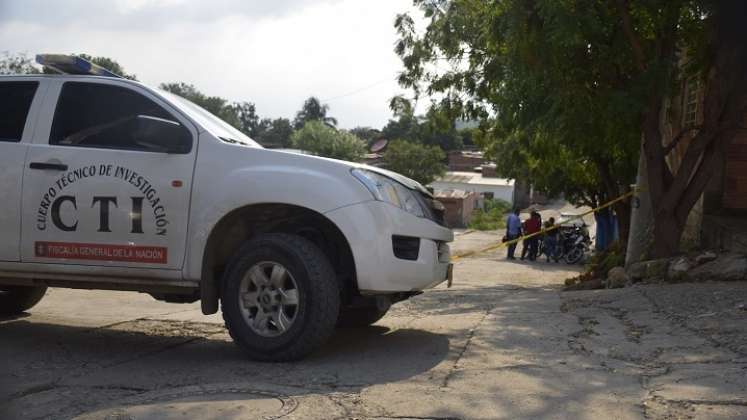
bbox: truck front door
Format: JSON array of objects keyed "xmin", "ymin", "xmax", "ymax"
[
  {"xmin": 21, "ymin": 80, "xmax": 197, "ymax": 270},
  {"xmin": 0, "ymin": 80, "xmax": 42, "ymax": 262}
]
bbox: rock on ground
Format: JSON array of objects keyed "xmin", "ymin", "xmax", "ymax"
[
  {"xmin": 628, "ymin": 258, "xmax": 671, "ymax": 282},
  {"xmin": 688, "ymin": 253, "xmax": 747, "ymax": 282},
  {"xmin": 667, "ymin": 257, "xmax": 691, "ymax": 281},
  {"xmin": 694, "ymin": 251, "xmax": 718, "ymax": 265},
  {"xmin": 606, "ymin": 266, "xmax": 629, "ymax": 289}
]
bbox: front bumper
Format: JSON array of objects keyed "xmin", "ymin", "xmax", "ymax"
[{"xmin": 325, "ymin": 200, "xmax": 453, "ymax": 293}]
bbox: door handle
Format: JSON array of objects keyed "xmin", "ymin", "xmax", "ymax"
[{"xmin": 29, "ymin": 162, "xmax": 68, "ymax": 171}]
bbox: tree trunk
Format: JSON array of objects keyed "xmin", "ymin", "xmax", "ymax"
[
  {"xmin": 637, "ymin": 2, "xmax": 747, "ymax": 258},
  {"xmin": 512, "ymin": 176, "xmax": 531, "ymax": 210},
  {"xmin": 651, "ymin": 209, "xmax": 683, "ymax": 258}
]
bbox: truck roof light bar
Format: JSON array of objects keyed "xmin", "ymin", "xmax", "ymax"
[{"xmin": 35, "ymin": 54, "xmax": 122, "ymax": 78}]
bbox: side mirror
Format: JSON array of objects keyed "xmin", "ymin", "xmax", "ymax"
[{"xmin": 135, "ymin": 115, "xmax": 191, "ymax": 154}]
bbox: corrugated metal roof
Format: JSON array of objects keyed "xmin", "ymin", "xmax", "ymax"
[
  {"xmin": 432, "ymin": 171, "xmax": 514, "ymax": 187},
  {"xmin": 434, "ymin": 189, "xmax": 476, "ymax": 199},
  {"xmin": 439, "ymin": 173, "xmax": 474, "ymax": 183}
]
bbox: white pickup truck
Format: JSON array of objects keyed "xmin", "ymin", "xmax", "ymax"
[{"xmin": 0, "ymin": 55, "xmax": 453, "ymax": 361}]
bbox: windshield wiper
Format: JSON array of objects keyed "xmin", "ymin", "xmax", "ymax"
[{"xmin": 219, "ymin": 136, "xmax": 249, "ymax": 146}]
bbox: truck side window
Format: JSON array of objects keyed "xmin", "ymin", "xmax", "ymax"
[
  {"xmin": 0, "ymin": 81, "xmax": 39, "ymax": 143},
  {"xmin": 50, "ymin": 82, "xmax": 192, "ymax": 153}
]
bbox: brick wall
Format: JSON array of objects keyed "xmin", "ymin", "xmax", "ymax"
[
  {"xmin": 482, "ymin": 165, "xmax": 498, "ymax": 178},
  {"xmin": 660, "ymin": 65, "xmax": 747, "ymax": 253},
  {"xmin": 448, "ymin": 151, "xmax": 485, "ymax": 171},
  {"xmin": 724, "ymin": 131, "xmax": 747, "ymax": 210},
  {"xmin": 434, "ymin": 190, "xmax": 478, "ymax": 228}
]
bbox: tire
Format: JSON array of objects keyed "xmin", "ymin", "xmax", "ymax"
[
  {"xmin": 0, "ymin": 285, "xmax": 47, "ymax": 315},
  {"xmin": 221, "ymin": 233, "xmax": 340, "ymax": 362},
  {"xmin": 565, "ymin": 246, "xmax": 585, "ymax": 265},
  {"xmin": 338, "ymin": 306, "xmax": 389, "ymax": 328}
]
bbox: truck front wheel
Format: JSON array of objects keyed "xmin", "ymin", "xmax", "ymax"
[
  {"xmin": 0, "ymin": 285, "xmax": 47, "ymax": 315},
  {"xmin": 221, "ymin": 233, "xmax": 340, "ymax": 361}
]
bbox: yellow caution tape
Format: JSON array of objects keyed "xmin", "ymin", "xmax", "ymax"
[{"xmin": 451, "ymin": 189, "xmax": 638, "ymax": 262}]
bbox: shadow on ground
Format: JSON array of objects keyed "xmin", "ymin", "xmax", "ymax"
[
  {"xmin": 0, "ymin": 317, "xmax": 449, "ymax": 419},
  {"xmin": 9, "ymin": 261, "xmax": 742, "ymax": 418}
]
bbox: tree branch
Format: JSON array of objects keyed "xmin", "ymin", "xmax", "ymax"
[
  {"xmin": 615, "ymin": 0, "xmax": 646, "ymax": 72},
  {"xmin": 677, "ymin": 125, "xmax": 747, "ymax": 224},
  {"xmin": 664, "ymin": 125, "xmax": 701, "ymax": 156},
  {"xmin": 674, "ymin": 139, "xmax": 718, "ymax": 224},
  {"xmin": 594, "ymin": 158, "xmax": 622, "ymax": 203},
  {"xmin": 660, "ymin": 46, "xmax": 747, "ymax": 211}
]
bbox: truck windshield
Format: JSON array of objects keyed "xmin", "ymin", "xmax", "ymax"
[{"xmin": 158, "ymin": 90, "xmax": 262, "ymax": 148}]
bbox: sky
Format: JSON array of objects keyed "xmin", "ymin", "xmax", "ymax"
[{"xmin": 0, "ymin": 0, "xmax": 423, "ymax": 129}]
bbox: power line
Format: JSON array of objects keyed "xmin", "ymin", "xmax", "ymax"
[{"xmin": 321, "ymin": 76, "xmax": 396, "ymax": 102}]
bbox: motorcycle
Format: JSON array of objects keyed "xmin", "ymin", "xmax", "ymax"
[
  {"xmin": 538, "ymin": 222, "xmax": 591, "ymax": 264},
  {"xmin": 560, "ymin": 223, "xmax": 591, "ymax": 264}
]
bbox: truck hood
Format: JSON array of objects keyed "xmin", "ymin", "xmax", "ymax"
[
  {"xmin": 265, "ymin": 148, "xmax": 432, "ymax": 197},
  {"xmin": 353, "ymin": 164, "xmax": 432, "ymax": 197}
]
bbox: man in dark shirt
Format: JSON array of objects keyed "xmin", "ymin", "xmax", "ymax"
[
  {"xmin": 521, "ymin": 211, "xmax": 542, "ymax": 261},
  {"xmin": 543, "ymin": 217, "xmax": 560, "ymax": 262}
]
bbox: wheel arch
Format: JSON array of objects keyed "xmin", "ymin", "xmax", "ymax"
[{"xmin": 199, "ymin": 203, "xmax": 357, "ymax": 314}]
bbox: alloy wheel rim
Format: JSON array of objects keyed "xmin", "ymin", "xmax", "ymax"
[{"xmin": 238, "ymin": 261, "xmax": 300, "ymax": 337}]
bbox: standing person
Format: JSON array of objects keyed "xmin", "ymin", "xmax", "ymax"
[
  {"xmin": 532, "ymin": 211, "xmax": 543, "ymax": 260},
  {"xmin": 543, "ymin": 217, "xmax": 559, "ymax": 262},
  {"xmin": 520, "ymin": 218, "xmax": 529, "ymax": 260},
  {"xmin": 523, "ymin": 211, "xmax": 542, "ymax": 261},
  {"xmin": 505, "ymin": 209, "xmax": 522, "ymax": 260}
]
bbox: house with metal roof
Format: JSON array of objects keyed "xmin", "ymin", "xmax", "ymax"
[{"xmin": 429, "ymin": 171, "xmax": 515, "ymax": 204}]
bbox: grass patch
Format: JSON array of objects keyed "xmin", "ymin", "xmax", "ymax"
[{"xmin": 468, "ymin": 199, "xmax": 511, "ymax": 231}]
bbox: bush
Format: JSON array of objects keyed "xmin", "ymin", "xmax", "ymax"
[
  {"xmin": 484, "ymin": 198, "xmax": 512, "ymax": 214},
  {"xmin": 382, "ymin": 139, "xmax": 447, "ymax": 185},
  {"xmin": 565, "ymin": 241, "xmax": 625, "ymax": 288},
  {"xmin": 586, "ymin": 241, "xmax": 625, "ymax": 277},
  {"xmin": 468, "ymin": 199, "xmax": 511, "ymax": 231},
  {"xmin": 291, "ymin": 121, "xmax": 366, "ymax": 162}
]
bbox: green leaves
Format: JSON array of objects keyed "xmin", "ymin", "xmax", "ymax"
[
  {"xmin": 382, "ymin": 139, "xmax": 446, "ymax": 185},
  {"xmin": 77, "ymin": 54, "xmax": 137, "ymax": 80},
  {"xmin": 383, "ymin": 97, "xmax": 463, "ymax": 151},
  {"xmin": 291, "ymin": 121, "xmax": 366, "ymax": 162},
  {"xmin": 293, "ymin": 97, "xmax": 337, "ymax": 129},
  {"xmin": 257, "ymin": 118, "xmax": 294, "ymax": 148},
  {"xmin": 0, "ymin": 52, "xmax": 137, "ymax": 80},
  {"xmin": 159, "ymin": 82, "xmax": 242, "ymax": 128},
  {"xmin": 0, "ymin": 52, "xmax": 40, "ymax": 75},
  {"xmin": 468, "ymin": 198, "xmax": 511, "ymax": 231},
  {"xmin": 160, "ymin": 82, "xmax": 299, "ymax": 147},
  {"xmin": 397, "ymin": 0, "xmax": 642, "ymax": 207}
]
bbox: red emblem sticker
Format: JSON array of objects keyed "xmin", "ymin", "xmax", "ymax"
[{"xmin": 35, "ymin": 241, "xmax": 167, "ymax": 264}]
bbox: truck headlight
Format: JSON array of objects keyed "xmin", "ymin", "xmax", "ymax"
[{"xmin": 351, "ymin": 169, "xmax": 425, "ymax": 217}]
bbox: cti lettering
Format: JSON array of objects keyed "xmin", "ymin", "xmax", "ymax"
[{"xmin": 50, "ymin": 196, "xmax": 159, "ymax": 235}]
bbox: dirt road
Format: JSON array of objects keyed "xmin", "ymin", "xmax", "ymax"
[{"xmin": 2, "ymin": 231, "xmax": 746, "ymax": 419}]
